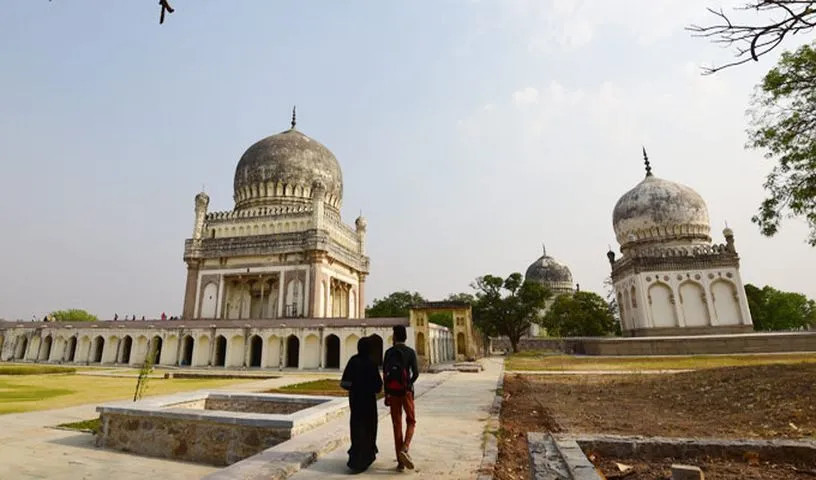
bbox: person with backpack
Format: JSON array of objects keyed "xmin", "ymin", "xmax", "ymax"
[{"xmin": 382, "ymin": 325, "xmax": 419, "ymax": 472}]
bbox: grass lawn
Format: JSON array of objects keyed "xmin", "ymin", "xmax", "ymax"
[
  {"xmin": 0, "ymin": 365, "xmax": 77, "ymax": 375},
  {"xmin": 57, "ymin": 417, "xmax": 102, "ymax": 434},
  {"xmin": 504, "ymin": 351, "xmax": 816, "ymax": 371},
  {"xmin": 0, "ymin": 374, "xmax": 248, "ymax": 414},
  {"xmin": 265, "ymin": 378, "xmax": 346, "ymax": 396}
]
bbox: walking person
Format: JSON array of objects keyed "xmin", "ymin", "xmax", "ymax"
[
  {"xmin": 383, "ymin": 325, "xmax": 419, "ymax": 471},
  {"xmin": 340, "ymin": 336, "xmax": 383, "ymax": 473}
]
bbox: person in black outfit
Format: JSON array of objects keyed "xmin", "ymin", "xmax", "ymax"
[{"xmin": 341, "ymin": 336, "xmax": 383, "ymax": 473}]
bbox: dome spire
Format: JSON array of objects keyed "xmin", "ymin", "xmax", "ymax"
[
  {"xmin": 542, "ymin": 243, "xmax": 547, "ymax": 257},
  {"xmin": 291, "ymin": 105, "xmax": 297, "ymax": 129},
  {"xmin": 642, "ymin": 146, "xmax": 652, "ymax": 177}
]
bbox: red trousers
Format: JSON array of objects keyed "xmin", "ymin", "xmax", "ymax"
[{"xmin": 388, "ymin": 391, "xmax": 416, "ymax": 465}]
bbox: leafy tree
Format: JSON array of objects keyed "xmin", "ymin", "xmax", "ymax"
[
  {"xmin": 689, "ymin": 1, "xmax": 816, "ymax": 73},
  {"xmin": 747, "ymin": 42, "xmax": 816, "ymax": 245},
  {"xmin": 428, "ymin": 311, "xmax": 453, "ymax": 329},
  {"xmin": 445, "ymin": 292, "xmax": 476, "ymax": 304},
  {"xmin": 744, "ymin": 283, "xmax": 816, "ymax": 331},
  {"xmin": 471, "ymin": 273, "xmax": 551, "ymax": 353},
  {"xmin": 50, "ymin": 309, "xmax": 98, "ymax": 322},
  {"xmin": 542, "ymin": 291, "xmax": 617, "ymax": 337},
  {"xmin": 365, "ymin": 291, "xmax": 426, "ymax": 317}
]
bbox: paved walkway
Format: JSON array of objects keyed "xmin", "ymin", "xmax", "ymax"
[
  {"xmin": 0, "ymin": 374, "xmax": 328, "ymax": 480},
  {"xmin": 288, "ymin": 357, "xmax": 502, "ymax": 480},
  {"xmin": 505, "ymin": 369, "xmax": 692, "ymax": 375}
]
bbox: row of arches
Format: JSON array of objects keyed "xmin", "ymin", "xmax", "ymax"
[
  {"xmin": 619, "ymin": 278, "xmax": 744, "ymax": 330},
  {"xmin": 210, "ymin": 219, "xmax": 312, "ymax": 239}
]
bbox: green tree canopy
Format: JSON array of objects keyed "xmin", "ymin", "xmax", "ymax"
[
  {"xmin": 542, "ymin": 291, "xmax": 617, "ymax": 337},
  {"xmin": 471, "ymin": 273, "xmax": 551, "ymax": 353},
  {"xmin": 745, "ymin": 283, "xmax": 816, "ymax": 331},
  {"xmin": 365, "ymin": 291, "xmax": 426, "ymax": 317},
  {"xmin": 748, "ymin": 42, "xmax": 816, "ymax": 245},
  {"xmin": 50, "ymin": 309, "xmax": 98, "ymax": 322}
]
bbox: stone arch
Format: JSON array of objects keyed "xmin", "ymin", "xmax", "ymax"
[
  {"xmin": 265, "ymin": 335, "xmax": 280, "ymax": 367},
  {"xmin": 150, "ymin": 335, "xmax": 163, "ymax": 364},
  {"xmin": 249, "ymin": 335, "xmax": 263, "ymax": 368},
  {"xmin": 227, "ymin": 335, "xmax": 244, "ymax": 367},
  {"xmin": 457, "ymin": 332, "xmax": 466, "ymax": 356},
  {"xmin": 712, "ymin": 280, "xmax": 742, "ymax": 325},
  {"xmin": 630, "ymin": 286, "xmax": 637, "ymax": 308},
  {"xmin": 416, "ymin": 332, "xmax": 426, "ymax": 356},
  {"xmin": 180, "ymin": 335, "xmax": 194, "ymax": 366},
  {"xmin": 343, "ymin": 333, "xmax": 359, "ymax": 366},
  {"xmin": 679, "ymin": 281, "xmax": 709, "ymax": 327},
  {"xmin": 303, "ymin": 334, "xmax": 319, "ymax": 369},
  {"xmin": 91, "ymin": 336, "xmax": 105, "ymax": 363},
  {"xmin": 119, "ymin": 335, "xmax": 133, "ymax": 364},
  {"xmin": 66, "ymin": 336, "xmax": 77, "ymax": 362},
  {"xmin": 214, "ymin": 335, "xmax": 227, "ymax": 367},
  {"xmin": 325, "ymin": 334, "xmax": 340, "ymax": 369},
  {"xmin": 200, "ymin": 282, "xmax": 218, "ymax": 319},
  {"xmin": 14, "ymin": 336, "xmax": 28, "ymax": 360},
  {"xmin": 286, "ymin": 335, "xmax": 300, "ymax": 368},
  {"xmin": 368, "ymin": 334, "xmax": 383, "ymax": 367},
  {"xmin": 39, "ymin": 335, "xmax": 53, "ymax": 361},
  {"xmin": 648, "ymin": 282, "xmax": 677, "ymax": 328}
]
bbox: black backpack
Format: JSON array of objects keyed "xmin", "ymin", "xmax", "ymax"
[{"xmin": 383, "ymin": 348, "xmax": 409, "ymax": 396}]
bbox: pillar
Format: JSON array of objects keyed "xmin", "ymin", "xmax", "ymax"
[
  {"xmin": 358, "ymin": 274, "xmax": 366, "ymax": 319},
  {"xmin": 182, "ymin": 261, "xmax": 200, "ymax": 319},
  {"xmin": 278, "ymin": 271, "xmax": 286, "ymax": 318}
]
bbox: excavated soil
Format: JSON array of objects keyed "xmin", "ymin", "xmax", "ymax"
[{"xmin": 496, "ymin": 363, "xmax": 816, "ymax": 480}]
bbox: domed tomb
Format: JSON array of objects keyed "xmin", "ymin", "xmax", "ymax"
[
  {"xmin": 525, "ymin": 246, "xmax": 574, "ymax": 296},
  {"xmin": 612, "ymin": 169, "xmax": 710, "ymax": 251},
  {"xmin": 233, "ymin": 123, "xmax": 343, "ymax": 211}
]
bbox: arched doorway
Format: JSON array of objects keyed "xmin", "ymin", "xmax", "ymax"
[
  {"xmin": 214, "ymin": 336, "xmax": 227, "ymax": 367},
  {"xmin": 325, "ymin": 334, "xmax": 340, "ymax": 368},
  {"xmin": 368, "ymin": 334, "xmax": 384, "ymax": 367},
  {"xmin": 66, "ymin": 336, "xmax": 77, "ymax": 362},
  {"xmin": 457, "ymin": 332, "xmax": 466, "ymax": 355},
  {"xmin": 181, "ymin": 335, "xmax": 194, "ymax": 366},
  {"xmin": 120, "ymin": 336, "xmax": 133, "ymax": 364},
  {"xmin": 415, "ymin": 332, "xmax": 425, "ymax": 356},
  {"xmin": 150, "ymin": 336, "xmax": 163, "ymax": 364},
  {"xmin": 249, "ymin": 335, "xmax": 262, "ymax": 368},
  {"xmin": 286, "ymin": 335, "xmax": 299, "ymax": 368},
  {"xmin": 39, "ymin": 336, "xmax": 53, "ymax": 361},
  {"xmin": 91, "ymin": 336, "xmax": 104, "ymax": 363},
  {"xmin": 15, "ymin": 336, "xmax": 28, "ymax": 360}
]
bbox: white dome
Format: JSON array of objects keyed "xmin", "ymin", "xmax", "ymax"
[{"xmin": 613, "ymin": 174, "xmax": 711, "ymax": 249}]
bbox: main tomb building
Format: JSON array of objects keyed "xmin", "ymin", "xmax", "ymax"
[{"xmin": 182, "ymin": 112, "xmax": 370, "ymax": 321}]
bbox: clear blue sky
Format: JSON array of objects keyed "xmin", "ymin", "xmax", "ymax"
[{"xmin": 1, "ymin": 1, "xmax": 814, "ymax": 320}]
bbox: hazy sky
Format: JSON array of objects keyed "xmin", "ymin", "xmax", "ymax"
[{"xmin": 1, "ymin": 1, "xmax": 814, "ymax": 321}]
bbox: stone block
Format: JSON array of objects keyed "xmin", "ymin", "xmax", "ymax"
[{"xmin": 671, "ymin": 464, "xmax": 704, "ymax": 480}]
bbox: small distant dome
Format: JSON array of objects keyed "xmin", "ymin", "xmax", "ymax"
[
  {"xmin": 195, "ymin": 191, "xmax": 209, "ymax": 208},
  {"xmin": 525, "ymin": 247, "xmax": 574, "ymax": 295},
  {"xmin": 613, "ymin": 175, "xmax": 710, "ymax": 250},
  {"xmin": 355, "ymin": 215, "xmax": 367, "ymax": 232},
  {"xmin": 723, "ymin": 227, "xmax": 734, "ymax": 237},
  {"xmin": 233, "ymin": 127, "xmax": 342, "ymax": 211}
]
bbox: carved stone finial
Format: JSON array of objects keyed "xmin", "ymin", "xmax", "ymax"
[
  {"xmin": 642, "ymin": 146, "xmax": 653, "ymax": 177},
  {"xmin": 291, "ymin": 105, "xmax": 297, "ymax": 129},
  {"xmin": 542, "ymin": 243, "xmax": 547, "ymax": 257}
]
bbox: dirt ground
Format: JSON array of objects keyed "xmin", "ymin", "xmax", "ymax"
[
  {"xmin": 496, "ymin": 363, "xmax": 816, "ymax": 480},
  {"xmin": 595, "ymin": 456, "xmax": 815, "ymax": 480}
]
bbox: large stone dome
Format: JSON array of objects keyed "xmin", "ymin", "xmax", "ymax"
[
  {"xmin": 233, "ymin": 127, "xmax": 343, "ymax": 211},
  {"xmin": 613, "ymin": 174, "xmax": 710, "ymax": 250},
  {"xmin": 525, "ymin": 247, "xmax": 574, "ymax": 295}
]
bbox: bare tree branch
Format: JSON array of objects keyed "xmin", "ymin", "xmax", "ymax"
[
  {"xmin": 159, "ymin": 0, "xmax": 174, "ymax": 25},
  {"xmin": 688, "ymin": 1, "xmax": 816, "ymax": 73}
]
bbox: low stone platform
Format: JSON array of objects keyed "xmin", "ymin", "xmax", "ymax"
[{"xmin": 96, "ymin": 391, "xmax": 347, "ymax": 466}]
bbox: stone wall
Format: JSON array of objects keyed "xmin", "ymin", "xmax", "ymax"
[
  {"xmin": 493, "ymin": 331, "xmax": 816, "ymax": 356},
  {"xmin": 97, "ymin": 412, "xmax": 290, "ymax": 466}
]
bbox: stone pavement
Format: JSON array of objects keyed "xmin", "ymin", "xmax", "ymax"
[
  {"xmin": 287, "ymin": 357, "xmax": 502, "ymax": 480},
  {"xmin": 0, "ymin": 373, "xmax": 332, "ymax": 480}
]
